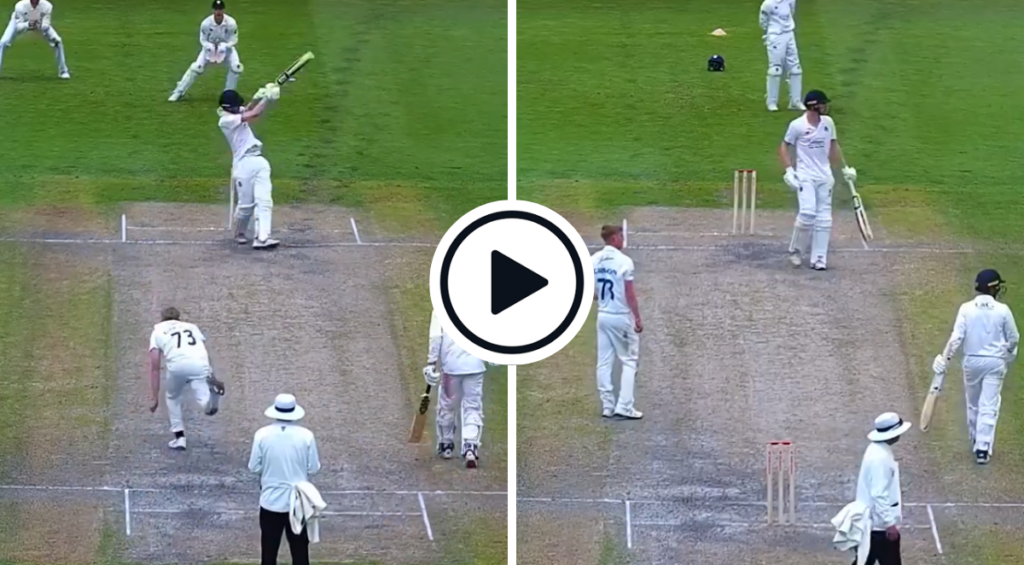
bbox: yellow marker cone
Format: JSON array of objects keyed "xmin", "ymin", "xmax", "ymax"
[{"xmin": 711, "ymin": 28, "xmax": 727, "ymax": 36}]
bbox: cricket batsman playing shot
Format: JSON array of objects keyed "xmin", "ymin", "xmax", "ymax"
[
  {"xmin": 424, "ymin": 310, "xmax": 487, "ymax": 468},
  {"xmin": 592, "ymin": 224, "xmax": 643, "ymax": 420},
  {"xmin": 779, "ymin": 89, "xmax": 857, "ymax": 270},
  {"xmin": 148, "ymin": 307, "xmax": 226, "ymax": 451},
  {"xmin": 168, "ymin": 0, "xmax": 241, "ymax": 102},
  {"xmin": 932, "ymin": 269, "xmax": 1019, "ymax": 464},
  {"xmin": 759, "ymin": 0, "xmax": 802, "ymax": 111},
  {"xmin": 218, "ymin": 84, "xmax": 281, "ymax": 248},
  {"xmin": 0, "ymin": 0, "xmax": 69, "ymax": 79}
]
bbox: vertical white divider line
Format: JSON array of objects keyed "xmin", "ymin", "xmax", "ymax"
[
  {"xmin": 625, "ymin": 499, "xmax": 633, "ymax": 549},
  {"xmin": 350, "ymin": 218, "xmax": 362, "ymax": 244},
  {"xmin": 123, "ymin": 489, "xmax": 131, "ymax": 536},
  {"xmin": 507, "ymin": 0, "xmax": 518, "ymax": 558},
  {"xmin": 622, "ymin": 218, "xmax": 628, "ymax": 248},
  {"xmin": 121, "ymin": 214, "xmax": 127, "ymax": 243},
  {"xmin": 417, "ymin": 492, "xmax": 434, "ymax": 541},
  {"xmin": 927, "ymin": 504, "xmax": 943, "ymax": 554}
]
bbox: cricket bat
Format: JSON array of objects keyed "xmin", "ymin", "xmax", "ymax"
[
  {"xmin": 276, "ymin": 51, "xmax": 315, "ymax": 85},
  {"xmin": 407, "ymin": 384, "xmax": 432, "ymax": 444},
  {"xmin": 848, "ymin": 179, "xmax": 874, "ymax": 245},
  {"xmin": 920, "ymin": 370, "xmax": 945, "ymax": 432}
]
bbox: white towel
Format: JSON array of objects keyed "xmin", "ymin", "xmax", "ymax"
[
  {"xmin": 290, "ymin": 481, "xmax": 327, "ymax": 543},
  {"xmin": 831, "ymin": 500, "xmax": 872, "ymax": 565}
]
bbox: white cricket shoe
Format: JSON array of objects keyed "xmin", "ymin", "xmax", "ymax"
[
  {"xmin": 767, "ymin": 104, "xmax": 779, "ymax": 112},
  {"xmin": 787, "ymin": 251, "xmax": 802, "ymax": 267},
  {"xmin": 602, "ymin": 408, "xmax": 614, "ymax": 418},
  {"xmin": 168, "ymin": 91, "xmax": 182, "ymax": 102},
  {"xmin": 234, "ymin": 234, "xmax": 248, "ymax": 245},
  {"xmin": 789, "ymin": 101, "xmax": 806, "ymax": 111},
  {"xmin": 58, "ymin": 71, "xmax": 70, "ymax": 80},
  {"xmin": 812, "ymin": 260, "xmax": 827, "ymax": 271},
  {"xmin": 463, "ymin": 443, "xmax": 479, "ymax": 469},
  {"xmin": 614, "ymin": 408, "xmax": 643, "ymax": 420},
  {"xmin": 253, "ymin": 238, "xmax": 280, "ymax": 249},
  {"xmin": 168, "ymin": 437, "xmax": 187, "ymax": 450}
]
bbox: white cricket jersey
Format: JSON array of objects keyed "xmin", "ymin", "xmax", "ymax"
[
  {"xmin": 200, "ymin": 14, "xmax": 238, "ymax": 46},
  {"xmin": 946, "ymin": 295, "xmax": 1020, "ymax": 358},
  {"xmin": 759, "ymin": 0, "xmax": 795, "ymax": 36},
  {"xmin": 440, "ymin": 331, "xmax": 486, "ymax": 375},
  {"xmin": 248, "ymin": 422, "xmax": 321, "ymax": 513},
  {"xmin": 784, "ymin": 114, "xmax": 837, "ymax": 182},
  {"xmin": 13, "ymin": 0, "xmax": 52, "ymax": 26},
  {"xmin": 149, "ymin": 320, "xmax": 210, "ymax": 369},
  {"xmin": 218, "ymin": 112, "xmax": 263, "ymax": 163},
  {"xmin": 592, "ymin": 245, "xmax": 634, "ymax": 315}
]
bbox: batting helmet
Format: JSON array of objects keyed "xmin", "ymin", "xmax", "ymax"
[
  {"xmin": 707, "ymin": 54, "xmax": 725, "ymax": 72},
  {"xmin": 219, "ymin": 89, "xmax": 245, "ymax": 112},
  {"xmin": 975, "ymin": 268, "xmax": 1006, "ymax": 297},
  {"xmin": 804, "ymin": 89, "xmax": 830, "ymax": 107}
]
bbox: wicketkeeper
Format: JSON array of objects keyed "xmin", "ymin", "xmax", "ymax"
[
  {"xmin": 0, "ymin": 0, "xmax": 70, "ymax": 79},
  {"xmin": 932, "ymin": 269, "xmax": 1019, "ymax": 464},
  {"xmin": 169, "ymin": 0, "xmax": 242, "ymax": 101}
]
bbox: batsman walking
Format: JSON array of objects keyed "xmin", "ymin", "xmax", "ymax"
[
  {"xmin": 591, "ymin": 224, "xmax": 643, "ymax": 419},
  {"xmin": 932, "ymin": 269, "xmax": 1019, "ymax": 464},
  {"xmin": 779, "ymin": 89, "xmax": 858, "ymax": 270}
]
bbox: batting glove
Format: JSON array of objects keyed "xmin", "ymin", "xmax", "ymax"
[
  {"xmin": 264, "ymin": 83, "xmax": 281, "ymax": 101},
  {"xmin": 931, "ymin": 354, "xmax": 948, "ymax": 375},
  {"xmin": 422, "ymin": 364, "xmax": 440, "ymax": 387},
  {"xmin": 783, "ymin": 167, "xmax": 801, "ymax": 191},
  {"xmin": 842, "ymin": 166, "xmax": 857, "ymax": 184}
]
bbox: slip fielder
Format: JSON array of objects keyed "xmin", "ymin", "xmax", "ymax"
[
  {"xmin": 759, "ymin": 0, "xmax": 802, "ymax": 112},
  {"xmin": 148, "ymin": 307, "xmax": 226, "ymax": 451},
  {"xmin": 779, "ymin": 89, "xmax": 857, "ymax": 270},
  {"xmin": 592, "ymin": 224, "xmax": 643, "ymax": 420},
  {"xmin": 0, "ymin": 0, "xmax": 69, "ymax": 79},
  {"xmin": 424, "ymin": 310, "xmax": 486, "ymax": 468},
  {"xmin": 169, "ymin": 0, "xmax": 242, "ymax": 102},
  {"xmin": 932, "ymin": 269, "xmax": 1019, "ymax": 464}
]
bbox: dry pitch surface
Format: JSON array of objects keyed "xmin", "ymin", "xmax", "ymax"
[
  {"xmin": 517, "ymin": 208, "xmax": 1024, "ymax": 565},
  {"xmin": 0, "ymin": 203, "xmax": 506, "ymax": 564}
]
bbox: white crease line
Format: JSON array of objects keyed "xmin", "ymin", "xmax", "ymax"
[
  {"xmin": 124, "ymin": 489, "xmax": 131, "ymax": 536},
  {"xmin": 132, "ymin": 508, "xmax": 418, "ymax": 516},
  {"xmin": 519, "ymin": 496, "xmax": 624, "ymax": 504},
  {"xmin": 635, "ymin": 521, "xmax": 933, "ymax": 530},
  {"xmin": 350, "ymin": 218, "xmax": 362, "ymax": 244},
  {"xmin": 0, "ymin": 484, "xmax": 506, "ymax": 497},
  {"xmin": 927, "ymin": 504, "xmax": 943, "ymax": 554},
  {"xmin": 127, "ymin": 226, "xmax": 354, "ymax": 234},
  {"xmin": 625, "ymin": 500, "xmax": 633, "ymax": 549},
  {"xmin": 418, "ymin": 492, "xmax": 435, "ymax": 541},
  {"xmin": 0, "ymin": 484, "xmax": 122, "ymax": 492}
]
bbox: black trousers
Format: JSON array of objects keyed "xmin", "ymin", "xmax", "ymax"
[
  {"xmin": 260, "ymin": 507, "xmax": 309, "ymax": 565},
  {"xmin": 856, "ymin": 531, "xmax": 901, "ymax": 565}
]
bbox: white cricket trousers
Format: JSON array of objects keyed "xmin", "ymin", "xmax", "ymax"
[
  {"xmin": 233, "ymin": 154, "xmax": 274, "ymax": 241},
  {"xmin": 963, "ymin": 355, "xmax": 1008, "ymax": 453},
  {"xmin": 765, "ymin": 30, "xmax": 802, "ymax": 107},
  {"xmin": 0, "ymin": 17, "xmax": 68, "ymax": 75},
  {"xmin": 792, "ymin": 176, "xmax": 834, "ymax": 266},
  {"xmin": 596, "ymin": 312, "xmax": 640, "ymax": 412},
  {"xmin": 436, "ymin": 371, "xmax": 484, "ymax": 449},
  {"xmin": 164, "ymin": 359, "xmax": 213, "ymax": 434}
]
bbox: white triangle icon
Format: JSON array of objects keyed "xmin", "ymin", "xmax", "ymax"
[{"xmin": 711, "ymin": 28, "xmax": 727, "ymax": 36}]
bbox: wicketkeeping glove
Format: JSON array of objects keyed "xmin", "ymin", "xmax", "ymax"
[
  {"xmin": 932, "ymin": 353, "xmax": 948, "ymax": 375},
  {"xmin": 422, "ymin": 364, "xmax": 440, "ymax": 387}
]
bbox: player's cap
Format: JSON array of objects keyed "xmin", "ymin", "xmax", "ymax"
[
  {"xmin": 976, "ymin": 268, "xmax": 1004, "ymax": 289},
  {"xmin": 803, "ymin": 89, "xmax": 830, "ymax": 106},
  {"xmin": 212, "ymin": 0, "xmax": 225, "ymax": 10},
  {"xmin": 219, "ymin": 89, "xmax": 244, "ymax": 110}
]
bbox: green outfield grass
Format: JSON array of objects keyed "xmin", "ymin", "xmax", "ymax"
[
  {"xmin": 0, "ymin": 1, "xmax": 506, "ymax": 564},
  {"xmin": 520, "ymin": 0, "xmax": 1024, "ymax": 562}
]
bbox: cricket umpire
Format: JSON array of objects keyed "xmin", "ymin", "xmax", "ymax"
[{"xmin": 249, "ymin": 394, "xmax": 322, "ymax": 565}]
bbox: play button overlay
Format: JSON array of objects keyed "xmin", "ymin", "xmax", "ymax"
[
  {"xmin": 491, "ymin": 251, "xmax": 548, "ymax": 315},
  {"xmin": 429, "ymin": 200, "xmax": 594, "ymax": 366}
]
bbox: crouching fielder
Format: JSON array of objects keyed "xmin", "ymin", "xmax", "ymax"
[
  {"xmin": 219, "ymin": 85, "xmax": 281, "ymax": 249},
  {"xmin": 0, "ymin": 0, "xmax": 69, "ymax": 78},
  {"xmin": 779, "ymin": 89, "xmax": 857, "ymax": 270},
  {"xmin": 932, "ymin": 269, "xmax": 1019, "ymax": 464},
  {"xmin": 169, "ymin": 0, "xmax": 242, "ymax": 102},
  {"xmin": 424, "ymin": 310, "xmax": 486, "ymax": 468},
  {"xmin": 148, "ymin": 307, "xmax": 226, "ymax": 451}
]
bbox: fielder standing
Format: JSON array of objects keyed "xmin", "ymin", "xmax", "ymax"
[
  {"xmin": 424, "ymin": 310, "xmax": 486, "ymax": 468},
  {"xmin": 779, "ymin": 89, "xmax": 858, "ymax": 270},
  {"xmin": 932, "ymin": 269, "xmax": 1019, "ymax": 464},
  {"xmin": 218, "ymin": 85, "xmax": 281, "ymax": 248},
  {"xmin": 591, "ymin": 224, "xmax": 643, "ymax": 419},
  {"xmin": 0, "ymin": 0, "xmax": 69, "ymax": 79},
  {"xmin": 148, "ymin": 307, "xmax": 226, "ymax": 450},
  {"xmin": 168, "ymin": 0, "xmax": 242, "ymax": 102},
  {"xmin": 759, "ymin": 0, "xmax": 801, "ymax": 111}
]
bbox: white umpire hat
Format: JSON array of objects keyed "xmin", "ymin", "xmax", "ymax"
[
  {"xmin": 867, "ymin": 412, "xmax": 912, "ymax": 441},
  {"xmin": 265, "ymin": 394, "xmax": 305, "ymax": 421}
]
